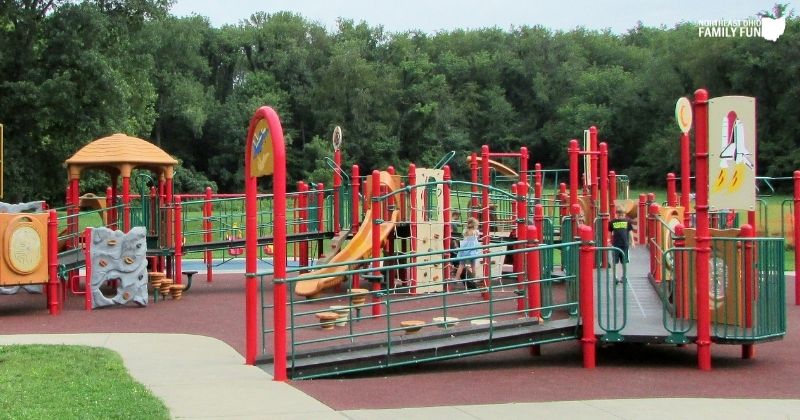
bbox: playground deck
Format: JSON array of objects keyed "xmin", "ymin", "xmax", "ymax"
[{"xmin": 600, "ymin": 246, "xmax": 681, "ymax": 341}]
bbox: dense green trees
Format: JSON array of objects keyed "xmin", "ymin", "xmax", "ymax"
[{"xmin": 0, "ymin": 1, "xmax": 797, "ymax": 203}]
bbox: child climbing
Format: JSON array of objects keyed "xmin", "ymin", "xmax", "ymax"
[{"xmin": 454, "ymin": 217, "xmax": 481, "ymax": 289}]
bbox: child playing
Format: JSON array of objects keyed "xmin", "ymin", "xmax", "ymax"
[
  {"xmin": 454, "ymin": 217, "xmax": 481, "ymax": 289},
  {"xmin": 608, "ymin": 206, "xmax": 635, "ymax": 283}
]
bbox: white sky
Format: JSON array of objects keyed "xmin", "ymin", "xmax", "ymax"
[{"xmin": 170, "ymin": 0, "xmax": 785, "ymax": 33}]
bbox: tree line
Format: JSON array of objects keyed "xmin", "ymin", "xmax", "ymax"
[{"xmin": 1, "ymin": 1, "xmax": 797, "ymax": 204}]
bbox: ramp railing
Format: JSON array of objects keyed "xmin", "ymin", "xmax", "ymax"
[{"xmin": 260, "ymin": 238, "xmax": 582, "ymax": 379}]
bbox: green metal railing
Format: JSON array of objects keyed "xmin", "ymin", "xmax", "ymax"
[
  {"xmin": 710, "ymin": 236, "xmax": 785, "ymax": 341},
  {"xmin": 594, "ymin": 246, "xmax": 627, "ymax": 342},
  {"xmin": 261, "ymin": 236, "xmax": 582, "ymax": 379},
  {"xmin": 659, "ymin": 247, "xmax": 694, "ymax": 344}
]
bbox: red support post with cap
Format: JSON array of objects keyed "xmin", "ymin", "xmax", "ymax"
[
  {"xmin": 667, "ymin": 173, "xmax": 677, "ymax": 207},
  {"xmin": 481, "ymin": 145, "xmax": 491, "ymax": 300},
  {"xmin": 204, "ymin": 187, "xmax": 213, "ymax": 282},
  {"xmin": 351, "ymin": 165, "xmax": 360, "ymax": 232},
  {"xmin": 371, "ymin": 171, "xmax": 383, "ymax": 316},
  {"xmin": 589, "ymin": 126, "xmax": 599, "ymax": 208},
  {"xmin": 174, "ymin": 196, "xmax": 183, "ymax": 284},
  {"xmin": 520, "ymin": 147, "xmax": 529, "ymax": 194},
  {"xmin": 578, "ymin": 224, "xmax": 596, "ymax": 368},
  {"xmin": 694, "ymin": 88, "xmax": 712, "ymax": 370},
  {"xmin": 83, "ymin": 227, "xmax": 93, "ymax": 311},
  {"xmin": 513, "ymin": 184, "xmax": 524, "ymax": 310},
  {"xmin": 409, "ymin": 164, "xmax": 418, "ymax": 293},
  {"xmin": 333, "ymin": 148, "xmax": 342, "ymax": 234},
  {"xmin": 443, "ymin": 166, "xmax": 452, "ymax": 291},
  {"xmin": 599, "ymin": 142, "xmax": 609, "ymax": 267},
  {"xmin": 569, "ymin": 140, "xmax": 579, "ymax": 217},
  {"xmin": 47, "ymin": 210, "xmax": 60, "ymax": 315}
]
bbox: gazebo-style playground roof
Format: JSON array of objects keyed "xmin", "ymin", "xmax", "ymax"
[{"xmin": 65, "ymin": 133, "xmax": 177, "ymax": 180}]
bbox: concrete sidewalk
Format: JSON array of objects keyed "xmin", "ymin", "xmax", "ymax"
[{"xmin": 1, "ymin": 333, "xmax": 799, "ymax": 419}]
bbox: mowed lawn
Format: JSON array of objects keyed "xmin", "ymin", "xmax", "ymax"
[{"xmin": 0, "ymin": 345, "xmax": 169, "ymax": 419}]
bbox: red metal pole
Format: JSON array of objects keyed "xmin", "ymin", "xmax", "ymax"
[
  {"xmin": 371, "ymin": 171, "xmax": 383, "ymax": 316},
  {"xmin": 244, "ymin": 107, "xmax": 287, "ymax": 379},
  {"xmin": 351, "ymin": 165, "xmax": 360, "ymax": 232},
  {"xmin": 534, "ymin": 204, "xmax": 544, "ymax": 243},
  {"xmin": 409, "ymin": 164, "xmax": 418, "ymax": 293},
  {"xmin": 559, "ymin": 183, "xmax": 568, "ymax": 220},
  {"xmin": 108, "ymin": 179, "xmax": 117, "ymax": 229},
  {"xmin": 694, "ymin": 88, "xmax": 712, "ymax": 371},
  {"xmin": 589, "ymin": 126, "xmax": 599, "ymax": 207},
  {"xmin": 333, "ymin": 149, "xmax": 342, "ymax": 234},
  {"xmin": 638, "ymin": 194, "xmax": 647, "ymax": 245},
  {"xmin": 204, "ymin": 187, "xmax": 213, "ymax": 282},
  {"xmin": 599, "ymin": 143, "xmax": 609, "ymax": 267},
  {"xmin": 649, "ymin": 202, "xmax": 661, "ymax": 283},
  {"xmin": 481, "ymin": 145, "xmax": 491, "ymax": 300},
  {"xmin": 298, "ymin": 182, "xmax": 309, "ymax": 271},
  {"xmin": 525, "ymin": 224, "xmax": 541, "ymax": 317},
  {"xmin": 681, "ymin": 133, "xmax": 692, "ymax": 226},
  {"xmin": 513, "ymin": 184, "xmax": 524, "ymax": 310},
  {"xmin": 47, "ymin": 210, "xmax": 60, "ymax": 315},
  {"xmin": 609, "ymin": 171, "xmax": 617, "ymax": 210},
  {"xmin": 795, "ymin": 171, "xmax": 800, "ymax": 305},
  {"xmin": 534, "ymin": 163, "xmax": 542, "ymax": 200},
  {"xmin": 520, "ymin": 146, "xmax": 529, "ymax": 193},
  {"xmin": 122, "ymin": 176, "xmax": 131, "ymax": 232},
  {"xmin": 470, "ymin": 152, "xmax": 479, "ymax": 220},
  {"xmin": 674, "ymin": 224, "xmax": 687, "ymax": 319},
  {"xmin": 105, "ymin": 187, "xmax": 113, "ymax": 228},
  {"xmin": 317, "ymin": 183, "xmax": 325, "ymax": 233},
  {"xmin": 569, "ymin": 140, "xmax": 579, "ymax": 217},
  {"xmin": 174, "ymin": 196, "xmax": 183, "ymax": 284},
  {"xmin": 578, "ymin": 224, "xmax": 596, "ymax": 368},
  {"xmin": 526, "ymin": 223, "xmax": 542, "ymax": 357},
  {"xmin": 740, "ymin": 223, "xmax": 755, "ymax": 359},
  {"xmin": 667, "ymin": 173, "xmax": 678, "ymax": 207},
  {"xmin": 443, "ymin": 166, "xmax": 452, "ymax": 292},
  {"xmin": 84, "ymin": 227, "xmax": 92, "ymax": 311}
]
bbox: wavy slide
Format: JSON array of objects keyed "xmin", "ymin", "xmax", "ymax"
[
  {"xmin": 294, "ymin": 172, "xmax": 399, "ymax": 298},
  {"xmin": 469, "ymin": 156, "xmax": 518, "ymax": 177}
]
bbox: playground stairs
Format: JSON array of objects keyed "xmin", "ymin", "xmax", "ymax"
[{"xmin": 257, "ymin": 317, "xmax": 579, "ymax": 379}]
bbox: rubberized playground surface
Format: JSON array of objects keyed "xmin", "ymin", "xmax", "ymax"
[{"xmin": 2, "ymin": 273, "xmax": 798, "ymax": 410}]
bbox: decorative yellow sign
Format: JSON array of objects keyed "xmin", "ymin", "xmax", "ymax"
[
  {"xmin": 675, "ymin": 97, "xmax": 693, "ymax": 134},
  {"xmin": 707, "ymin": 96, "xmax": 756, "ymax": 211},
  {"xmin": 250, "ymin": 119, "xmax": 274, "ymax": 177}
]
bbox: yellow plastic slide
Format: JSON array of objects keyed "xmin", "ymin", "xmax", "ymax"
[
  {"xmin": 294, "ymin": 172, "xmax": 400, "ymax": 298},
  {"xmin": 468, "ymin": 156, "xmax": 518, "ymax": 177}
]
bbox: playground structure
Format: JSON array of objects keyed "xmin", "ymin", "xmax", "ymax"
[{"xmin": 0, "ymin": 89, "xmax": 799, "ymax": 382}]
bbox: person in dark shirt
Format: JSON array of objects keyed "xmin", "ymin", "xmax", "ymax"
[{"xmin": 608, "ymin": 206, "xmax": 635, "ymax": 283}]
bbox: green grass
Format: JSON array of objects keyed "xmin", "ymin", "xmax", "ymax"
[{"xmin": 0, "ymin": 345, "xmax": 170, "ymax": 420}]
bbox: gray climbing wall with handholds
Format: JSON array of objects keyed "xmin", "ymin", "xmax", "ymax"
[{"xmin": 90, "ymin": 226, "xmax": 148, "ymax": 308}]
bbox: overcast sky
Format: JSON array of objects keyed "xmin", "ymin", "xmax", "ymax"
[{"xmin": 170, "ymin": 0, "xmax": 784, "ymax": 33}]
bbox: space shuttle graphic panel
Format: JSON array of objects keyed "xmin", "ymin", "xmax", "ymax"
[{"xmin": 708, "ymin": 96, "xmax": 756, "ymax": 211}]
